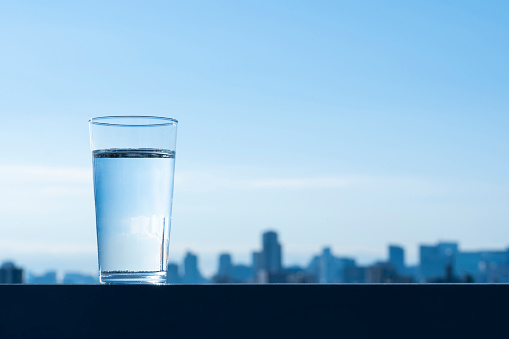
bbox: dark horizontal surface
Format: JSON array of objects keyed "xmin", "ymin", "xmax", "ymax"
[{"xmin": 0, "ymin": 284, "xmax": 507, "ymax": 338}]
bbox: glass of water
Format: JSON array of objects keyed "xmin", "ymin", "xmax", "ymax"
[{"xmin": 89, "ymin": 116, "xmax": 178, "ymax": 284}]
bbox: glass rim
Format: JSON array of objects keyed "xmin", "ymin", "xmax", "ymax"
[{"xmin": 89, "ymin": 116, "xmax": 178, "ymax": 127}]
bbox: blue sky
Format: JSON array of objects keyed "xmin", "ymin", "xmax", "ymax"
[{"xmin": 0, "ymin": 1, "xmax": 508, "ymax": 276}]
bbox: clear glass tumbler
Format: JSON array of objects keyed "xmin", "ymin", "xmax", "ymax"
[{"xmin": 89, "ymin": 116, "xmax": 178, "ymax": 284}]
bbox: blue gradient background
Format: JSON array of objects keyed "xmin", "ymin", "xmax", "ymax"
[{"xmin": 0, "ymin": 1, "xmax": 508, "ymax": 275}]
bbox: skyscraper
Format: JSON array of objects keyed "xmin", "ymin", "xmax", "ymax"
[
  {"xmin": 252, "ymin": 251, "xmax": 262, "ymax": 281},
  {"xmin": 437, "ymin": 242, "xmax": 458, "ymax": 259},
  {"xmin": 319, "ymin": 247, "xmax": 334, "ymax": 283},
  {"xmin": 419, "ymin": 242, "xmax": 458, "ymax": 281},
  {"xmin": 28, "ymin": 271, "xmax": 57, "ymax": 284},
  {"xmin": 389, "ymin": 245, "xmax": 405, "ymax": 274},
  {"xmin": 315, "ymin": 247, "xmax": 356, "ymax": 283},
  {"xmin": 261, "ymin": 231, "xmax": 282, "ymax": 273},
  {"xmin": 217, "ymin": 253, "xmax": 232, "ymax": 278},
  {"xmin": 0, "ymin": 262, "xmax": 23, "ymax": 284},
  {"xmin": 182, "ymin": 251, "xmax": 204, "ymax": 284},
  {"xmin": 167, "ymin": 262, "xmax": 180, "ymax": 284}
]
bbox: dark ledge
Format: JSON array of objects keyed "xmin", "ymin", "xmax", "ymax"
[{"xmin": 0, "ymin": 284, "xmax": 507, "ymax": 338}]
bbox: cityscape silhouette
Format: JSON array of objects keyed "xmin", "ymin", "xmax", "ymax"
[{"xmin": 3, "ymin": 230, "xmax": 509, "ymax": 284}]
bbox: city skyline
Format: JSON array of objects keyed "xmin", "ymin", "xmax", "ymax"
[
  {"xmin": 173, "ymin": 231, "xmax": 509, "ymax": 283},
  {"xmin": 5, "ymin": 229, "xmax": 509, "ymax": 283},
  {"xmin": 7, "ymin": 236, "xmax": 509, "ymax": 279}
]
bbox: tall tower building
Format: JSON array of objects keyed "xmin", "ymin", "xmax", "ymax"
[
  {"xmin": 182, "ymin": 252, "xmax": 202, "ymax": 284},
  {"xmin": 261, "ymin": 231, "xmax": 282, "ymax": 273},
  {"xmin": 217, "ymin": 253, "xmax": 233, "ymax": 278},
  {"xmin": 319, "ymin": 247, "xmax": 334, "ymax": 283},
  {"xmin": 0, "ymin": 262, "xmax": 23, "ymax": 284},
  {"xmin": 419, "ymin": 242, "xmax": 458, "ymax": 281},
  {"xmin": 166, "ymin": 262, "xmax": 180, "ymax": 284},
  {"xmin": 389, "ymin": 245, "xmax": 405, "ymax": 274},
  {"xmin": 252, "ymin": 251, "xmax": 262, "ymax": 279}
]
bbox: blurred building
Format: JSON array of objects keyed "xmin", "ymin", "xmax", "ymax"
[
  {"xmin": 62, "ymin": 272, "xmax": 98, "ymax": 284},
  {"xmin": 285, "ymin": 265, "xmax": 318, "ymax": 283},
  {"xmin": 482, "ymin": 262, "xmax": 509, "ymax": 283},
  {"xmin": 365, "ymin": 262, "xmax": 398, "ymax": 283},
  {"xmin": 217, "ymin": 253, "xmax": 232, "ymax": 279},
  {"xmin": 230, "ymin": 264, "xmax": 253, "ymax": 282},
  {"xmin": 343, "ymin": 266, "xmax": 366, "ymax": 283},
  {"xmin": 306, "ymin": 255, "xmax": 320, "ymax": 279},
  {"xmin": 261, "ymin": 231, "xmax": 282, "ymax": 273},
  {"xmin": 405, "ymin": 265, "xmax": 419, "ymax": 281},
  {"xmin": 167, "ymin": 262, "xmax": 181, "ymax": 284},
  {"xmin": 388, "ymin": 245, "xmax": 405, "ymax": 275},
  {"xmin": 252, "ymin": 230, "xmax": 286, "ymax": 283},
  {"xmin": 182, "ymin": 251, "xmax": 206, "ymax": 284},
  {"xmin": 27, "ymin": 271, "xmax": 57, "ymax": 284},
  {"xmin": 0, "ymin": 262, "xmax": 23, "ymax": 284},
  {"xmin": 365, "ymin": 262, "xmax": 414, "ymax": 283},
  {"xmin": 419, "ymin": 242, "xmax": 458, "ymax": 281},
  {"xmin": 307, "ymin": 247, "xmax": 355, "ymax": 283},
  {"xmin": 256, "ymin": 270, "xmax": 287, "ymax": 284},
  {"xmin": 252, "ymin": 251, "xmax": 262, "ymax": 280},
  {"xmin": 319, "ymin": 247, "xmax": 334, "ymax": 283},
  {"xmin": 456, "ymin": 250, "xmax": 509, "ymax": 283}
]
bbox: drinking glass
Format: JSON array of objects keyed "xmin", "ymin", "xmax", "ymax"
[{"xmin": 89, "ymin": 116, "xmax": 178, "ymax": 284}]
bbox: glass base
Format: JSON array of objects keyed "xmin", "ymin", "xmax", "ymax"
[{"xmin": 100, "ymin": 271, "xmax": 167, "ymax": 285}]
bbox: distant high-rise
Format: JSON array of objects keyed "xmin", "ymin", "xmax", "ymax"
[
  {"xmin": 456, "ymin": 250, "xmax": 509, "ymax": 283},
  {"xmin": 62, "ymin": 272, "xmax": 98, "ymax": 284},
  {"xmin": 261, "ymin": 231, "xmax": 282, "ymax": 273},
  {"xmin": 437, "ymin": 242, "xmax": 458, "ymax": 258},
  {"xmin": 315, "ymin": 247, "xmax": 356, "ymax": 283},
  {"xmin": 252, "ymin": 251, "xmax": 262, "ymax": 281},
  {"xmin": 252, "ymin": 251, "xmax": 261, "ymax": 273},
  {"xmin": 420, "ymin": 242, "xmax": 458, "ymax": 281},
  {"xmin": 230, "ymin": 264, "xmax": 253, "ymax": 282},
  {"xmin": 213, "ymin": 253, "xmax": 254, "ymax": 283},
  {"xmin": 167, "ymin": 262, "xmax": 180, "ymax": 284},
  {"xmin": 365, "ymin": 262, "xmax": 399, "ymax": 283},
  {"xmin": 319, "ymin": 247, "xmax": 334, "ymax": 283},
  {"xmin": 182, "ymin": 251, "xmax": 204, "ymax": 284},
  {"xmin": 28, "ymin": 271, "xmax": 57, "ymax": 284},
  {"xmin": 388, "ymin": 245, "xmax": 405, "ymax": 274},
  {"xmin": 217, "ymin": 253, "xmax": 232, "ymax": 278},
  {"xmin": 420, "ymin": 245, "xmax": 441, "ymax": 280},
  {"xmin": 0, "ymin": 262, "xmax": 23, "ymax": 284}
]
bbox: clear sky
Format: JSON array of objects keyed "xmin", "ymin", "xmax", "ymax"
[{"xmin": 0, "ymin": 1, "xmax": 508, "ymax": 276}]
